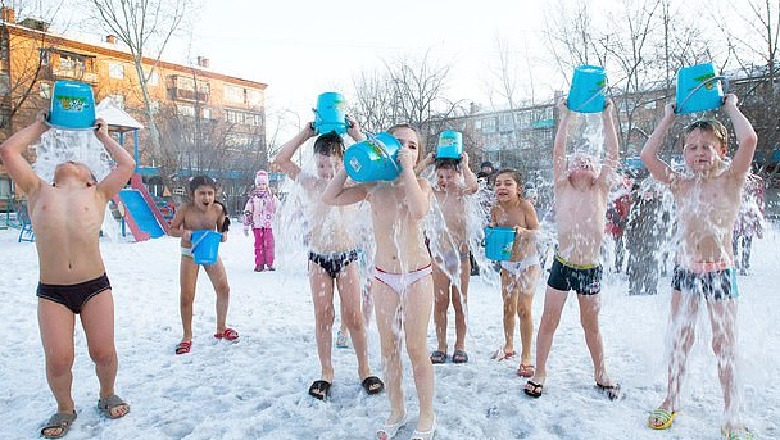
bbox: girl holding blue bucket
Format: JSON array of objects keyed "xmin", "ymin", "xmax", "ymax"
[
  {"xmin": 272, "ymin": 117, "xmax": 384, "ymax": 402},
  {"xmin": 323, "ymin": 123, "xmax": 437, "ymax": 440},
  {"xmin": 169, "ymin": 176, "xmax": 237, "ymax": 355},
  {"xmin": 488, "ymin": 169, "xmax": 541, "ymax": 379}
]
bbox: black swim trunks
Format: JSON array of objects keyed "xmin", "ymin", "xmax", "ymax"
[
  {"xmin": 36, "ymin": 274, "xmax": 112, "ymax": 314},
  {"xmin": 671, "ymin": 266, "xmax": 738, "ymax": 299},
  {"xmin": 308, "ymin": 250, "xmax": 359, "ymax": 279},
  {"xmin": 547, "ymin": 256, "xmax": 603, "ymax": 295}
]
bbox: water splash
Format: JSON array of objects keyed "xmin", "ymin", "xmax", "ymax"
[{"xmin": 33, "ymin": 129, "xmax": 112, "ymax": 183}]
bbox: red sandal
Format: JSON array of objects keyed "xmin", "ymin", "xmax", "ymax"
[
  {"xmin": 214, "ymin": 327, "xmax": 240, "ymax": 341},
  {"xmin": 175, "ymin": 341, "xmax": 192, "ymax": 355}
]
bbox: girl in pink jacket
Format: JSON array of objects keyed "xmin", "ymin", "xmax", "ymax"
[{"xmin": 244, "ymin": 171, "xmax": 279, "ymax": 271}]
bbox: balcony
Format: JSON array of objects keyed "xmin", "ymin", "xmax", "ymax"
[
  {"xmin": 168, "ymin": 87, "xmax": 209, "ymax": 103},
  {"xmin": 41, "ymin": 66, "xmax": 99, "ymax": 84}
]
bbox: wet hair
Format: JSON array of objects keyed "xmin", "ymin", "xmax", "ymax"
[
  {"xmin": 434, "ymin": 158, "xmax": 460, "ymax": 171},
  {"xmin": 213, "ymin": 200, "xmax": 230, "ymax": 232},
  {"xmin": 495, "ymin": 168, "xmax": 524, "ymax": 196},
  {"xmin": 686, "ymin": 118, "xmax": 729, "ymax": 152},
  {"xmin": 189, "ymin": 175, "xmax": 217, "ymax": 195},
  {"xmin": 388, "ymin": 123, "xmax": 425, "ymax": 164},
  {"xmin": 313, "ymin": 132, "xmax": 345, "ymax": 158}
]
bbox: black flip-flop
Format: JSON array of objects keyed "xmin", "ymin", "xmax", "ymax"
[
  {"xmin": 308, "ymin": 380, "xmax": 332, "ymax": 401},
  {"xmin": 524, "ymin": 380, "xmax": 544, "ymax": 398},
  {"xmin": 596, "ymin": 383, "xmax": 621, "ymax": 401},
  {"xmin": 361, "ymin": 376, "xmax": 385, "ymax": 395}
]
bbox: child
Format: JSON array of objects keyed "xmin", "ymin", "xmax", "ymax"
[
  {"xmin": 641, "ymin": 95, "xmax": 757, "ymax": 439},
  {"xmin": 273, "ymin": 117, "xmax": 383, "ymax": 401},
  {"xmin": 418, "ymin": 152, "xmax": 479, "ymax": 364},
  {"xmin": 323, "ymin": 124, "xmax": 436, "ymax": 440},
  {"xmin": 490, "ymin": 169, "xmax": 541, "ymax": 378},
  {"xmin": 244, "ymin": 170, "xmax": 279, "ymax": 271},
  {"xmin": 0, "ymin": 114, "xmax": 133, "ymax": 438},
  {"xmin": 525, "ymin": 97, "xmax": 620, "ymax": 400},
  {"xmin": 732, "ymin": 173, "xmax": 764, "ymax": 276},
  {"xmin": 169, "ymin": 176, "xmax": 237, "ymax": 355}
]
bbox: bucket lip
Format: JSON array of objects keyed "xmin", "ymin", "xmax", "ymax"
[
  {"xmin": 576, "ymin": 64, "xmax": 605, "ymax": 71},
  {"xmin": 45, "ymin": 121, "xmax": 97, "ymax": 131}
]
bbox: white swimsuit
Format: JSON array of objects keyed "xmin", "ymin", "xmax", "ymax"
[{"xmin": 374, "ymin": 264, "xmax": 433, "ymax": 294}]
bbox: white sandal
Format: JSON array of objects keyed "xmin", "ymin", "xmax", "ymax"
[{"xmin": 410, "ymin": 417, "xmax": 436, "ymax": 440}]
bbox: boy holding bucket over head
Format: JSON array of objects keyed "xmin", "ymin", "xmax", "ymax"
[
  {"xmin": 489, "ymin": 169, "xmax": 541, "ymax": 378},
  {"xmin": 273, "ymin": 117, "xmax": 383, "ymax": 401},
  {"xmin": 169, "ymin": 176, "xmax": 237, "ymax": 355},
  {"xmin": 417, "ymin": 151, "xmax": 479, "ymax": 364},
  {"xmin": 641, "ymin": 95, "xmax": 757, "ymax": 439},
  {"xmin": 524, "ymin": 97, "xmax": 621, "ymax": 400},
  {"xmin": 0, "ymin": 113, "xmax": 133, "ymax": 438},
  {"xmin": 323, "ymin": 123, "xmax": 436, "ymax": 440}
]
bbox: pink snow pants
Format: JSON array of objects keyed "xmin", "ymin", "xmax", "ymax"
[{"xmin": 253, "ymin": 227, "xmax": 275, "ymax": 269}]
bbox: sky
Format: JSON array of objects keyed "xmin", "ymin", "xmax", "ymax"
[{"xmin": 186, "ymin": 0, "xmax": 555, "ymax": 138}]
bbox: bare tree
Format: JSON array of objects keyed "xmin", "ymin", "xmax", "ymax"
[
  {"xmin": 84, "ymin": 0, "xmax": 192, "ymax": 157},
  {"xmin": 350, "ymin": 69, "xmax": 395, "ymax": 133}
]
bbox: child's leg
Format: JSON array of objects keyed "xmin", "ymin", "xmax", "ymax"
[
  {"xmin": 253, "ymin": 228, "xmax": 263, "ymax": 269},
  {"xmin": 402, "ymin": 275, "xmax": 435, "ymax": 431},
  {"xmin": 661, "ymin": 290, "xmax": 699, "ymax": 412},
  {"xmin": 577, "ymin": 292, "xmax": 613, "ymax": 384},
  {"xmin": 534, "ymin": 287, "xmax": 568, "ymax": 382},
  {"xmin": 80, "ymin": 291, "xmax": 128, "ymax": 417},
  {"xmin": 204, "ymin": 259, "xmax": 231, "ymax": 334},
  {"xmin": 452, "ymin": 256, "xmax": 471, "ymax": 351},
  {"xmin": 500, "ymin": 269, "xmax": 518, "ymax": 355},
  {"xmin": 432, "ymin": 263, "xmax": 451, "ymax": 353},
  {"xmin": 335, "ymin": 264, "xmax": 371, "ymax": 379},
  {"xmin": 180, "ymin": 257, "xmax": 200, "ymax": 342},
  {"xmin": 373, "ymin": 281, "xmax": 405, "ymax": 424},
  {"xmin": 517, "ymin": 264, "xmax": 540, "ymax": 366},
  {"xmin": 38, "ymin": 300, "xmax": 76, "ymax": 413},
  {"xmin": 264, "ymin": 228, "xmax": 276, "ymax": 268},
  {"xmin": 707, "ymin": 297, "xmax": 739, "ymax": 424},
  {"xmin": 309, "ymin": 263, "xmax": 336, "ymax": 382}
]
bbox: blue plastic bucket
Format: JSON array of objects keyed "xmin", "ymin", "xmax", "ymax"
[
  {"xmin": 436, "ymin": 130, "xmax": 463, "ymax": 159},
  {"xmin": 344, "ymin": 132, "xmax": 402, "ymax": 182},
  {"xmin": 313, "ymin": 92, "xmax": 348, "ymax": 135},
  {"xmin": 675, "ymin": 63, "xmax": 727, "ymax": 114},
  {"xmin": 48, "ymin": 80, "xmax": 96, "ymax": 130},
  {"xmin": 484, "ymin": 226, "xmax": 516, "ymax": 261},
  {"xmin": 191, "ymin": 230, "xmax": 221, "ymax": 266},
  {"xmin": 567, "ymin": 65, "xmax": 607, "ymax": 113}
]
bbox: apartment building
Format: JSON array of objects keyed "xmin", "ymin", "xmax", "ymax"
[{"xmin": 0, "ymin": 6, "xmax": 267, "ymax": 212}]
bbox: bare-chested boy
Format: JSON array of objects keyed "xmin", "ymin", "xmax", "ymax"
[
  {"xmin": 417, "ymin": 152, "xmax": 478, "ymax": 364},
  {"xmin": 323, "ymin": 124, "xmax": 436, "ymax": 440},
  {"xmin": 641, "ymin": 95, "xmax": 757, "ymax": 439},
  {"xmin": 170, "ymin": 176, "xmax": 237, "ymax": 355},
  {"xmin": 524, "ymin": 97, "xmax": 620, "ymax": 400},
  {"xmin": 0, "ymin": 114, "xmax": 133, "ymax": 438},
  {"xmin": 490, "ymin": 169, "xmax": 541, "ymax": 378},
  {"xmin": 273, "ymin": 118, "xmax": 383, "ymax": 401}
]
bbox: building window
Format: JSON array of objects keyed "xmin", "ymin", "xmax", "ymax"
[
  {"xmin": 149, "ymin": 100, "xmax": 159, "ymax": 114},
  {"xmin": 39, "ymin": 82, "xmax": 51, "ymax": 99},
  {"xmin": 202, "ymin": 107, "xmax": 211, "ymax": 119},
  {"xmin": 482, "ymin": 117, "xmax": 496, "ymax": 133},
  {"xmin": 107, "ymin": 94, "xmax": 124, "ymax": 109},
  {"xmin": 225, "ymin": 86, "xmax": 244, "ymax": 104},
  {"xmin": 246, "ymin": 89, "xmax": 263, "ymax": 106},
  {"xmin": 252, "ymin": 113, "xmax": 263, "ymax": 127},
  {"xmin": 39, "ymin": 49, "xmax": 49, "ymax": 65},
  {"xmin": 108, "ymin": 62, "xmax": 124, "ymax": 79},
  {"xmin": 177, "ymin": 104, "xmax": 195, "ymax": 116},
  {"xmin": 147, "ymin": 70, "xmax": 159, "ymax": 86}
]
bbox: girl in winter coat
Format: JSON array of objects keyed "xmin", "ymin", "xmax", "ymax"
[{"xmin": 244, "ymin": 170, "xmax": 279, "ymax": 271}]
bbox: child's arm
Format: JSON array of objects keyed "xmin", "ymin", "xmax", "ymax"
[
  {"xmin": 95, "ymin": 119, "xmax": 135, "ymax": 200},
  {"xmin": 169, "ymin": 205, "xmax": 191, "ymax": 240},
  {"xmin": 398, "ymin": 146, "xmax": 431, "ymax": 219},
  {"xmin": 553, "ymin": 97, "xmax": 571, "ymax": 185},
  {"xmin": 0, "ymin": 113, "xmax": 48, "ymax": 196},
  {"xmin": 347, "ymin": 115, "xmax": 366, "ymax": 142},
  {"xmin": 640, "ymin": 103, "xmax": 676, "ymax": 185},
  {"xmin": 322, "ymin": 167, "xmax": 368, "ymax": 206},
  {"xmin": 724, "ymin": 94, "xmax": 758, "ymax": 176},
  {"xmin": 598, "ymin": 100, "xmax": 619, "ymax": 185},
  {"xmin": 272, "ymin": 123, "xmax": 317, "ymax": 181},
  {"xmin": 523, "ymin": 201, "xmax": 541, "ymax": 230},
  {"xmin": 460, "ymin": 152, "xmax": 479, "ymax": 195}
]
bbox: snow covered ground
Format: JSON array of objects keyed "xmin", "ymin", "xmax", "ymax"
[{"xmin": 1, "ymin": 224, "xmax": 778, "ymax": 440}]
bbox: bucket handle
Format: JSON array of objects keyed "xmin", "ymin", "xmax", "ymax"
[
  {"xmin": 190, "ymin": 230, "xmax": 214, "ymax": 252},
  {"xmin": 674, "ymin": 76, "xmax": 729, "ymax": 114},
  {"xmin": 569, "ymin": 85, "xmax": 609, "ymax": 113}
]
